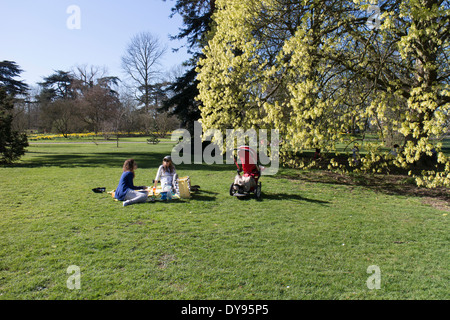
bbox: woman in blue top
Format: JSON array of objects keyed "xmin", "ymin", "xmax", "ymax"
[{"xmin": 115, "ymin": 159, "xmax": 148, "ymax": 206}]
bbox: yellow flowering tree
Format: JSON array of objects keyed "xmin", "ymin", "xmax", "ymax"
[{"xmin": 197, "ymin": 0, "xmax": 450, "ymax": 187}]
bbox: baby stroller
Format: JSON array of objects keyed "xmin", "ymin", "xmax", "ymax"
[{"xmin": 230, "ymin": 146, "xmax": 262, "ymax": 199}]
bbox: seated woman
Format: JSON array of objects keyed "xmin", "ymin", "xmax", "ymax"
[
  {"xmin": 153, "ymin": 156, "xmax": 177, "ymax": 197},
  {"xmin": 115, "ymin": 159, "xmax": 148, "ymax": 207}
]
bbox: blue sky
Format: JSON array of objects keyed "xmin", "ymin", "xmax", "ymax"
[{"xmin": 0, "ymin": 0, "xmax": 190, "ymax": 87}]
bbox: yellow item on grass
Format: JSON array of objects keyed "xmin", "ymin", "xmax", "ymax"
[{"xmin": 177, "ymin": 176, "xmax": 191, "ymax": 199}]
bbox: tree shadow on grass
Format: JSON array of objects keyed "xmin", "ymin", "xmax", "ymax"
[
  {"xmin": 189, "ymin": 190, "xmax": 219, "ymax": 202},
  {"xmin": 16, "ymin": 150, "xmax": 235, "ymax": 172},
  {"xmin": 232, "ymin": 192, "xmax": 330, "ymax": 206},
  {"xmin": 277, "ymin": 170, "xmax": 450, "ymax": 210},
  {"xmin": 261, "ymin": 192, "xmax": 330, "ymax": 205},
  {"xmin": 16, "ymin": 152, "xmax": 159, "ymax": 169}
]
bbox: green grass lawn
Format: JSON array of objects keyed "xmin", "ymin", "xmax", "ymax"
[{"xmin": 0, "ymin": 141, "xmax": 448, "ymax": 300}]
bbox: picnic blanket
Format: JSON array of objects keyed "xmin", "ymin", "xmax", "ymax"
[{"xmin": 107, "ymin": 176, "xmax": 193, "ymax": 201}]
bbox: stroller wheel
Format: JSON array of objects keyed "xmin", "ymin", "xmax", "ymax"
[
  {"xmin": 255, "ymin": 182, "xmax": 261, "ymax": 199},
  {"xmin": 229, "ymin": 183, "xmax": 235, "ymax": 196}
]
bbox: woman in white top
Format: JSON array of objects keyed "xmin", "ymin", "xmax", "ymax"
[{"xmin": 154, "ymin": 155, "xmax": 177, "ymax": 193}]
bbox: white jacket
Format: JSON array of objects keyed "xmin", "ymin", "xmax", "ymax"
[{"xmin": 155, "ymin": 165, "xmax": 176, "ymax": 187}]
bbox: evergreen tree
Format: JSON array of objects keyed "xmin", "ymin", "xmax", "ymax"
[
  {"xmin": 0, "ymin": 61, "xmax": 29, "ymax": 96},
  {"xmin": 161, "ymin": 0, "xmax": 216, "ymax": 134},
  {"xmin": 0, "ymin": 61, "xmax": 29, "ymax": 164},
  {"xmin": 0, "ymin": 87, "xmax": 29, "ymax": 164}
]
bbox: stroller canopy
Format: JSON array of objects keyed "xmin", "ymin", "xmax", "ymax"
[{"xmin": 236, "ymin": 146, "xmax": 259, "ymax": 174}]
